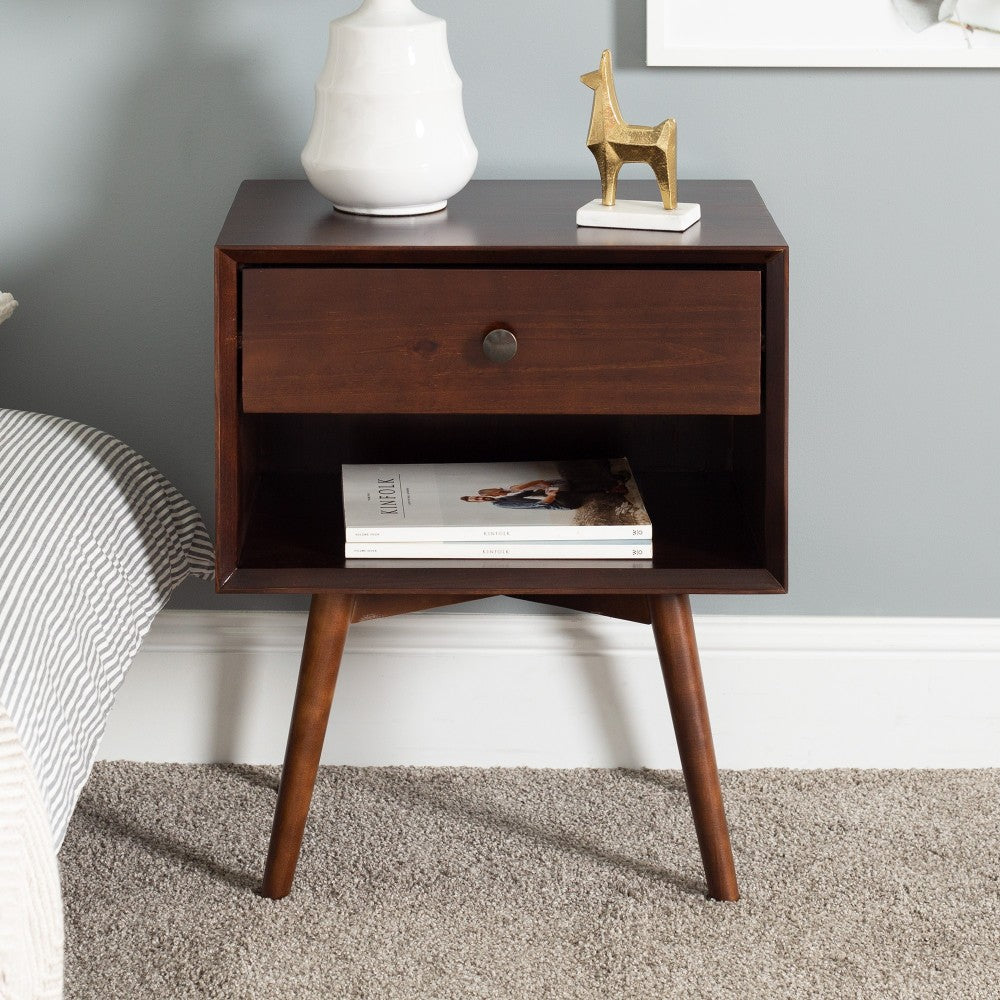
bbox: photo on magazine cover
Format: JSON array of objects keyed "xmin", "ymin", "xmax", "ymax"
[{"xmin": 342, "ymin": 458, "xmax": 652, "ymax": 538}]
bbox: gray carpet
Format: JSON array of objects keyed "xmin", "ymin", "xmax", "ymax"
[{"xmin": 60, "ymin": 765, "xmax": 999, "ymax": 999}]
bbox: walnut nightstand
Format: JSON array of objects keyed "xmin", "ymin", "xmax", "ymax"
[{"xmin": 215, "ymin": 179, "xmax": 788, "ymax": 901}]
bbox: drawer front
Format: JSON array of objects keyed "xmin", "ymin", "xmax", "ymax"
[{"xmin": 241, "ymin": 267, "xmax": 761, "ymax": 415}]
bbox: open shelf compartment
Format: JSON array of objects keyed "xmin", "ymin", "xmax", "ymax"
[{"xmin": 220, "ymin": 413, "xmax": 782, "ymax": 594}]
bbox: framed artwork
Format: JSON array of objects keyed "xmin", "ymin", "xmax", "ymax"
[{"xmin": 647, "ymin": 0, "xmax": 1000, "ymax": 66}]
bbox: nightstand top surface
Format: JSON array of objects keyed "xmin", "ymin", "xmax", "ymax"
[{"xmin": 216, "ymin": 179, "xmax": 786, "ymax": 256}]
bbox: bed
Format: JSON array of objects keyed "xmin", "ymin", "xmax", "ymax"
[{"xmin": 1, "ymin": 290, "xmax": 214, "ymax": 1000}]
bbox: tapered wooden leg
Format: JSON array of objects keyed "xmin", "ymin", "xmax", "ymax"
[
  {"xmin": 648, "ymin": 594, "xmax": 740, "ymax": 901},
  {"xmin": 261, "ymin": 593, "xmax": 355, "ymax": 899}
]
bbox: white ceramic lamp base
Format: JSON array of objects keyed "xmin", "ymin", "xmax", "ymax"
[
  {"xmin": 576, "ymin": 199, "xmax": 701, "ymax": 232},
  {"xmin": 301, "ymin": 0, "xmax": 477, "ymax": 217},
  {"xmin": 333, "ymin": 199, "xmax": 447, "ymax": 217}
]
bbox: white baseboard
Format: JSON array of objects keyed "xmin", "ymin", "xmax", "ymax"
[{"xmin": 100, "ymin": 611, "xmax": 1000, "ymax": 768}]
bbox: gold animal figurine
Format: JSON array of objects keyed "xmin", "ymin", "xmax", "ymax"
[{"xmin": 581, "ymin": 49, "xmax": 677, "ymax": 211}]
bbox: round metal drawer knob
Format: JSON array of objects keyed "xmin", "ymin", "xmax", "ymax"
[{"xmin": 482, "ymin": 328, "xmax": 517, "ymax": 363}]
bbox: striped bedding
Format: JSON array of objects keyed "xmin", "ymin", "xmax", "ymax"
[{"xmin": 0, "ymin": 408, "xmax": 214, "ymax": 848}]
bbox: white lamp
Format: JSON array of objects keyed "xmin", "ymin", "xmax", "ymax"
[{"xmin": 301, "ymin": 0, "xmax": 478, "ymax": 216}]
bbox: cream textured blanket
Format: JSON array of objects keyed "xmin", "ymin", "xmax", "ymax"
[
  {"xmin": 0, "ymin": 293, "xmax": 57, "ymax": 998},
  {"xmin": 0, "ymin": 293, "xmax": 16, "ymax": 326},
  {"xmin": 0, "ymin": 706, "xmax": 62, "ymax": 1000}
]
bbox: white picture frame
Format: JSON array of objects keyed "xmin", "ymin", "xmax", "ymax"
[{"xmin": 646, "ymin": 0, "xmax": 1000, "ymax": 67}]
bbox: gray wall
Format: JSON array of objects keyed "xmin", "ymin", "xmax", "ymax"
[{"xmin": 2, "ymin": 1, "xmax": 998, "ymax": 617}]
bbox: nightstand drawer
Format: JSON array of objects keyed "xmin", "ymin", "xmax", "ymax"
[{"xmin": 241, "ymin": 267, "xmax": 761, "ymax": 415}]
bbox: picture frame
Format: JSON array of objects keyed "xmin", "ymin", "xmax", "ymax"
[{"xmin": 646, "ymin": 0, "xmax": 1000, "ymax": 67}]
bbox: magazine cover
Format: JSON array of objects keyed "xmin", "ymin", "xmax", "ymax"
[{"xmin": 342, "ymin": 458, "xmax": 652, "ymax": 542}]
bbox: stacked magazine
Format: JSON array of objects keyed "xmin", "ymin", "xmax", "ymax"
[{"xmin": 342, "ymin": 458, "xmax": 652, "ymax": 559}]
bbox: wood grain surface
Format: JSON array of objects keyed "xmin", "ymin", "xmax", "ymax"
[
  {"xmin": 215, "ymin": 179, "xmax": 788, "ymax": 595},
  {"xmin": 261, "ymin": 593, "xmax": 355, "ymax": 899},
  {"xmin": 241, "ymin": 267, "xmax": 761, "ymax": 415},
  {"xmin": 217, "ymin": 179, "xmax": 786, "ymax": 258},
  {"xmin": 649, "ymin": 594, "xmax": 740, "ymax": 901}
]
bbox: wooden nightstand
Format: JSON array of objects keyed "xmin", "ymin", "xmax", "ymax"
[{"xmin": 215, "ymin": 179, "xmax": 788, "ymax": 902}]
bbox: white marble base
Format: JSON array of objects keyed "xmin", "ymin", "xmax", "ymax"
[{"xmin": 576, "ymin": 199, "xmax": 702, "ymax": 232}]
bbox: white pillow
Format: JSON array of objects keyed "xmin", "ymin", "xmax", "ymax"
[{"xmin": 0, "ymin": 292, "xmax": 17, "ymax": 326}]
